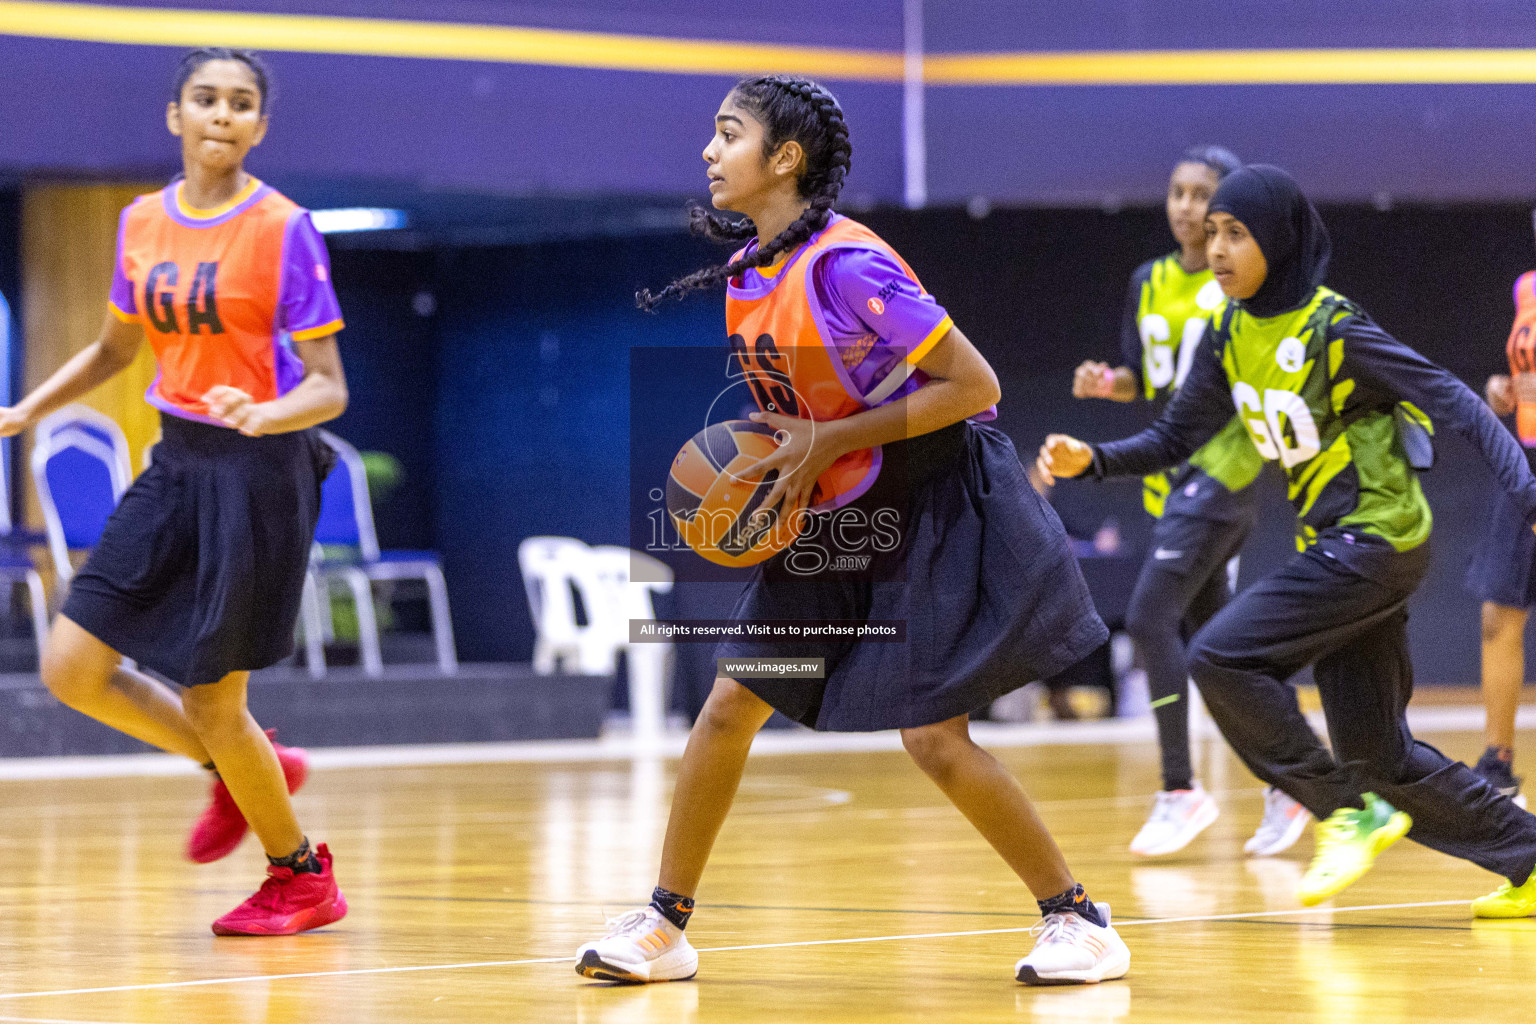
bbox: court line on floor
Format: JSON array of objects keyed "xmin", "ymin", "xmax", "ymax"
[
  {"xmin": 0, "ymin": 784, "xmax": 1258, "ymax": 821},
  {"xmin": 0, "ymin": 898, "xmax": 1475, "ymax": 1002},
  {"xmin": 1, "ymin": 704, "xmax": 1525, "ymax": 780},
  {"xmin": 0, "ymin": 957, "xmax": 576, "ymax": 1003}
]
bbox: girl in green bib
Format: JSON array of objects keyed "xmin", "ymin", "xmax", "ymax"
[
  {"xmin": 1041, "ymin": 164, "xmax": 1536, "ymax": 917},
  {"xmin": 1072, "ymin": 147, "xmax": 1311, "ymax": 860}
]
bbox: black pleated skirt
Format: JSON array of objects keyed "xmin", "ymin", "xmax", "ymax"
[
  {"xmin": 62, "ymin": 413, "xmax": 335, "ymax": 686},
  {"xmin": 717, "ymin": 420, "xmax": 1108, "ymax": 731},
  {"xmin": 1466, "ymin": 478, "xmax": 1536, "ymax": 609}
]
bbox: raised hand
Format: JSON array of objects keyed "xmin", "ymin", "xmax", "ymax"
[
  {"xmin": 1487, "ymin": 374, "xmax": 1516, "ymax": 417},
  {"xmin": 1073, "ymin": 360, "xmax": 1116, "ymax": 400}
]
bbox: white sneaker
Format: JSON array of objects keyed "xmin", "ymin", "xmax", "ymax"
[
  {"xmin": 1244, "ymin": 786, "xmax": 1312, "ymax": 857},
  {"xmin": 1015, "ymin": 904, "xmax": 1131, "ymax": 985},
  {"xmin": 576, "ymin": 907, "xmax": 699, "ymax": 984},
  {"xmin": 1128, "ymin": 786, "xmax": 1219, "ymax": 856}
]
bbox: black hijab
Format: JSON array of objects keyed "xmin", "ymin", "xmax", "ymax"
[{"xmin": 1207, "ymin": 164, "xmax": 1331, "ymax": 318}]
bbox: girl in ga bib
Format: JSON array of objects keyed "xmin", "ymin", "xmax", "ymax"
[{"xmin": 0, "ymin": 49, "xmax": 347, "ymax": 936}]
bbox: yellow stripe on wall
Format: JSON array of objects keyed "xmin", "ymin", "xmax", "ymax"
[
  {"xmin": 0, "ymin": 0, "xmax": 904, "ymax": 80},
  {"xmin": 924, "ymin": 47, "xmax": 1536, "ymax": 86},
  {"xmin": 7, "ymin": 2, "xmax": 1536, "ymax": 87}
]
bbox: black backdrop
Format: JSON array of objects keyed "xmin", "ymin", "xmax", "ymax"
[
  {"xmin": 856, "ymin": 202, "xmax": 1536, "ymax": 688},
  {"xmin": 33, "ymin": 195, "xmax": 1515, "ymax": 691}
]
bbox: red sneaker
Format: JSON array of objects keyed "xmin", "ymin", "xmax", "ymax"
[
  {"xmin": 187, "ymin": 729, "xmax": 309, "ymax": 864},
  {"xmin": 211, "ymin": 843, "xmax": 347, "ymax": 936}
]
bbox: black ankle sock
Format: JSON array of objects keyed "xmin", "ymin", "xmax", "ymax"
[
  {"xmin": 1038, "ymin": 883, "xmax": 1105, "ymax": 928},
  {"xmin": 650, "ymin": 886, "xmax": 695, "ymax": 930},
  {"xmin": 268, "ymin": 837, "xmax": 322, "ymax": 875}
]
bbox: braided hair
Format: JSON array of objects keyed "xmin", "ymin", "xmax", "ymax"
[
  {"xmin": 173, "ymin": 48, "xmax": 272, "ymax": 114},
  {"xmin": 636, "ymin": 75, "xmax": 852, "ymax": 310}
]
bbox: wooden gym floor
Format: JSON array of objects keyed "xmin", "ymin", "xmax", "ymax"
[{"xmin": 0, "ymin": 719, "xmax": 1531, "ymax": 1023}]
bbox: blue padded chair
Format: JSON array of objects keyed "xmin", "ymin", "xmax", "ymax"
[
  {"xmin": 0, "ymin": 444, "xmax": 48, "ymax": 665},
  {"xmin": 31, "ymin": 405, "xmax": 131, "ymax": 591},
  {"xmin": 315, "ymin": 430, "xmax": 456, "ymax": 676}
]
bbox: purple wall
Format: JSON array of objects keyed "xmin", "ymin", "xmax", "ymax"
[
  {"xmin": 101, "ymin": 0, "xmax": 907, "ymax": 47},
  {"xmin": 4, "ymin": 1, "xmax": 1536, "ymax": 204},
  {"xmin": 0, "ymin": 35, "xmax": 903, "ymax": 201},
  {"xmin": 926, "ymin": 0, "xmax": 1536, "ymax": 51},
  {"xmin": 926, "ymin": 83, "xmax": 1536, "ymax": 206}
]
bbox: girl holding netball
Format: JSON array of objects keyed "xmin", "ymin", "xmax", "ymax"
[
  {"xmin": 1040, "ymin": 165, "xmax": 1536, "ymax": 916},
  {"xmin": 0, "ymin": 49, "xmax": 347, "ymax": 935},
  {"xmin": 1072, "ymin": 147, "xmax": 1312, "ymax": 858},
  {"xmin": 577, "ymin": 75, "xmax": 1128, "ymax": 986}
]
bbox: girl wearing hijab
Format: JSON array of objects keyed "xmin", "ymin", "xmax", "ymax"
[
  {"xmin": 1038, "ymin": 164, "xmax": 1536, "ymax": 917},
  {"xmin": 1072, "ymin": 147, "xmax": 1311, "ymax": 859}
]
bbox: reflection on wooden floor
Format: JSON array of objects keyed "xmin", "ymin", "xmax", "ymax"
[{"xmin": 0, "ymin": 723, "xmax": 1531, "ymax": 1023}]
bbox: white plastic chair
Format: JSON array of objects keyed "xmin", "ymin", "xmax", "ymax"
[
  {"xmin": 590, "ymin": 545, "xmax": 675, "ymax": 748},
  {"xmin": 518, "ymin": 536, "xmax": 611, "ymax": 675},
  {"xmin": 517, "ymin": 536, "xmax": 675, "ymax": 748}
]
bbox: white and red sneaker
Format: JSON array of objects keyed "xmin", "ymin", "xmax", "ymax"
[
  {"xmin": 1015, "ymin": 905, "xmax": 1130, "ymax": 985},
  {"xmin": 576, "ymin": 907, "xmax": 698, "ymax": 983},
  {"xmin": 1244, "ymin": 786, "xmax": 1312, "ymax": 857},
  {"xmin": 1129, "ymin": 785, "xmax": 1219, "ymax": 856},
  {"xmin": 188, "ymin": 729, "xmax": 309, "ymax": 864}
]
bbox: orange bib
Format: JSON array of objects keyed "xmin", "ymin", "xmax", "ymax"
[
  {"xmin": 725, "ymin": 219, "xmax": 925, "ymax": 511},
  {"xmin": 1508, "ymin": 270, "xmax": 1536, "ymax": 445}
]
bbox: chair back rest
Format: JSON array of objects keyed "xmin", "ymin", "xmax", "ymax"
[
  {"xmin": 31, "ymin": 405, "xmax": 131, "ymax": 578},
  {"xmin": 517, "ymin": 536, "xmax": 596, "ymax": 648},
  {"xmin": 315, "ymin": 430, "xmax": 380, "ymax": 561},
  {"xmin": 589, "ymin": 545, "xmax": 674, "ymax": 626}
]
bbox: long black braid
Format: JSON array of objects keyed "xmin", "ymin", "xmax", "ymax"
[{"xmin": 636, "ymin": 75, "xmax": 852, "ymax": 311}]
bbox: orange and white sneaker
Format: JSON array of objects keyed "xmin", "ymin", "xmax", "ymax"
[
  {"xmin": 1129, "ymin": 785, "xmax": 1219, "ymax": 856},
  {"xmin": 1245, "ymin": 786, "xmax": 1312, "ymax": 857},
  {"xmin": 576, "ymin": 907, "xmax": 698, "ymax": 983},
  {"xmin": 1015, "ymin": 905, "xmax": 1131, "ymax": 986}
]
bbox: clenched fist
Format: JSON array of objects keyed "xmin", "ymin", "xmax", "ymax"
[
  {"xmin": 1036, "ymin": 434, "xmax": 1093, "ymax": 484},
  {"xmin": 1072, "ymin": 360, "xmax": 1116, "ymax": 400}
]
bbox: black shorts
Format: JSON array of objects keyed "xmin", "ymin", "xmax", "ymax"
[{"xmin": 62, "ymin": 413, "xmax": 335, "ymax": 686}]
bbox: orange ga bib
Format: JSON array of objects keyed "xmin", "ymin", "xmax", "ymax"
[{"xmin": 724, "ymin": 218, "xmax": 925, "ymax": 511}]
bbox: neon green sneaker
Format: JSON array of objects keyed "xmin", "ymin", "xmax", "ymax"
[
  {"xmin": 1472, "ymin": 872, "xmax": 1536, "ymax": 918},
  {"xmin": 1297, "ymin": 793, "xmax": 1411, "ymax": 906}
]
